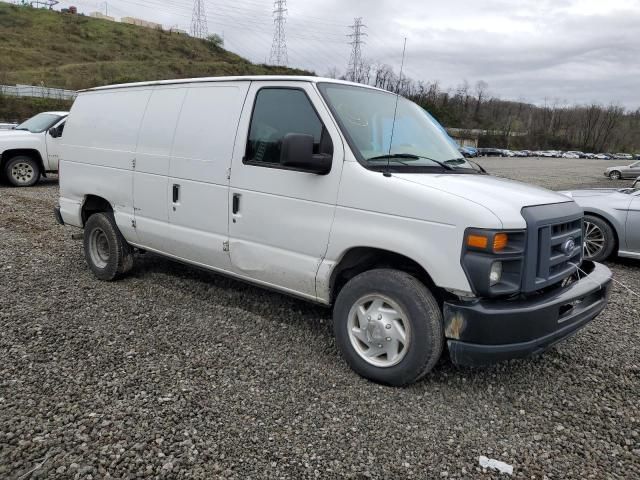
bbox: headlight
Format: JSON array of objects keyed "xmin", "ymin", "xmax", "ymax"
[{"xmin": 461, "ymin": 229, "xmax": 525, "ymax": 297}]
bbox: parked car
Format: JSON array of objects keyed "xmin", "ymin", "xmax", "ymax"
[
  {"xmin": 562, "ymin": 152, "xmax": 580, "ymax": 159},
  {"xmin": 0, "ymin": 111, "xmax": 68, "ymax": 187},
  {"xmin": 55, "ymin": 76, "xmax": 612, "ymax": 386},
  {"xmin": 584, "ymin": 153, "xmax": 596, "ymax": 159},
  {"xmin": 477, "ymin": 147, "xmax": 506, "ymax": 157},
  {"xmin": 560, "ymin": 182, "xmax": 640, "ymax": 261},
  {"xmin": 595, "ymin": 153, "xmax": 611, "ymax": 160},
  {"xmin": 604, "ymin": 161, "xmax": 640, "ymax": 180},
  {"xmin": 459, "ymin": 146, "xmax": 478, "ymax": 158},
  {"xmin": 613, "ymin": 153, "xmax": 633, "ymax": 160}
]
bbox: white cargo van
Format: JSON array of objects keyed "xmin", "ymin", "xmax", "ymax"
[
  {"xmin": 1, "ymin": 111, "xmax": 68, "ymax": 186},
  {"xmin": 56, "ymin": 77, "xmax": 612, "ymax": 386}
]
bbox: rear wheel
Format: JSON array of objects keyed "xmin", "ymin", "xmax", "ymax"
[
  {"xmin": 608, "ymin": 170, "xmax": 621, "ymax": 180},
  {"xmin": 5, "ymin": 155, "xmax": 40, "ymax": 187},
  {"xmin": 583, "ymin": 214, "xmax": 616, "ymax": 262},
  {"xmin": 84, "ymin": 212, "xmax": 134, "ymax": 281},
  {"xmin": 333, "ymin": 269, "xmax": 443, "ymax": 387}
]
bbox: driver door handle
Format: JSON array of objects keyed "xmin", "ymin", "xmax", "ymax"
[{"xmin": 232, "ymin": 193, "xmax": 241, "ymax": 214}]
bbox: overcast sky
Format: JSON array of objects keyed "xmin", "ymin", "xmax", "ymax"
[{"xmin": 51, "ymin": 0, "xmax": 640, "ymax": 109}]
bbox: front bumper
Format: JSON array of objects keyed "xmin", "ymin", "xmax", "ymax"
[{"xmin": 443, "ymin": 261, "xmax": 612, "ymax": 367}]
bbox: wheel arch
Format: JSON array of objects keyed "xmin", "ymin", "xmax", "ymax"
[
  {"xmin": 1, "ymin": 149, "xmax": 45, "ymax": 175},
  {"xmin": 328, "ymin": 246, "xmax": 441, "ymax": 305},
  {"xmin": 81, "ymin": 195, "xmax": 114, "ymax": 226},
  {"xmin": 584, "ymin": 210, "xmax": 620, "ymax": 253}
]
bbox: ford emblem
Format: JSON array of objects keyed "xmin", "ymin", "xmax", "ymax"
[{"xmin": 562, "ymin": 238, "xmax": 576, "ymax": 256}]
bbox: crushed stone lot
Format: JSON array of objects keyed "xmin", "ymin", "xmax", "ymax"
[{"xmin": 1, "ymin": 157, "xmax": 639, "ymax": 479}]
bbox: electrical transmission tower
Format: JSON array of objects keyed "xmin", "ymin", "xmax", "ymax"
[
  {"xmin": 346, "ymin": 17, "xmax": 367, "ymax": 83},
  {"xmin": 269, "ymin": 0, "xmax": 288, "ymax": 66},
  {"xmin": 190, "ymin": 0, "xmax": 209, "ymax": 39}
]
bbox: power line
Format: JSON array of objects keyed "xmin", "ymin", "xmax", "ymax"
[
  {"xmin": 190, "ymin": 0, "xmax": 208, "ymax": 38},
  {"xmin": 269, "ymin": 0, "xmax": 287, "ymax": 66},
  {"xmin": 346, "ymin": 17, "xmax": 367, "ymax": 83}
]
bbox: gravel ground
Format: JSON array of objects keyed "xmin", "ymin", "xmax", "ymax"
[{"xmin": 1, "ymin": 159, "xmax": 639, "ymax": 479}]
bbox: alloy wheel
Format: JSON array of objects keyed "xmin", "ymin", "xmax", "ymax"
[{"xmin": 583, "ymin": 221, "xmax": 606, "ymax": 259}]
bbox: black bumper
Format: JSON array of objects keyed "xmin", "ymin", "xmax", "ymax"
[
  {"xmin": 444, "ymin": 261, "xmax": 612, "ymax": 367},
  {"xmin": 54, "ymin": 206, "xmax": 64, "ymax": 226}
]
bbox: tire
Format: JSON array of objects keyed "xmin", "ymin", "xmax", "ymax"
[
  {"xmin": 4, "ymin": 155, "xmax": 40, "ymax": 187},
  {"xmin": 583, "ymin": 214, "xmax": 616, "ymax": 262},
  {"xmin": 83, "ymin": 212, "xmax": 134, "ymax": 281},
  {"xmin": 333, "ymin": 269, "xmax": 443, "ymax": 387},
  {"xmin": 608, "ymin": 170, "xmax": 621, "ymax": 180}
]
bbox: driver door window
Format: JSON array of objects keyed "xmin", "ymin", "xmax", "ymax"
[{"xmin": 245, "ymin": 88, "xmax": 332, "ymax": 169}]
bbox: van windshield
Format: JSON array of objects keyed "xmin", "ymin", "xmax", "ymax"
[
  {"xmin": 318, "ymin": 83, "xmax": 475, "ymax": 173},
  {"xmin": 15, "ymin": 113, "xmax": 64, "ymax": 133}
]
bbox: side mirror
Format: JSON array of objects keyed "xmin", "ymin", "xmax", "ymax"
[
  {"xmin": 280, "ymin": 133, "xmax": 332, "ymax": 175},
  {"xmin": 49, "ymin": 126, "xmax": 60, "ymax": 138}
]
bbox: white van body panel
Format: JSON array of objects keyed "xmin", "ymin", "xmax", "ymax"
[
  {"xmin": 165, "ymin": 81, "xmax": 250, "ymax": 270},
  {"xmin": 133, "ymin": 84, "xmax": 186, "ymax": 252},
  {"xmin": 61, "ymin": 88, "xmax": 152, "ymax": 239},
  {"xmin": 315, "ymin": 161, "xmax": 502, "ymax": 301},
  {"xmin": 228, "ymin": 81, "xmax": 345, "ymax": 298}
]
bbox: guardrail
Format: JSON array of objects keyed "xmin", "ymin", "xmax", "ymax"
[{"xmin": 0, "ymin": 84, "xmax": 77, "ymax": 101}]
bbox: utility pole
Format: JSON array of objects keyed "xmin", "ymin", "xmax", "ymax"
[
  {"xmin": 346, "ymin": 17, "xmax": 367, "ymax": 83},
  {"xmin": 269, "ymin": 0, "xmax": 288, "ymax": 66},
  {"xmin": 190, "ymin": 0, "xmax": 209, "ymax": 39}
]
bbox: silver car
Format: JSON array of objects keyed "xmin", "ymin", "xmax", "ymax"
[
  {"xmin": 561, "ymin": 178, "xmax": 640, "ymax": 261},
  {"xmin": 604, "ymin": 161, "xmax": 640, "ymax": 180}
]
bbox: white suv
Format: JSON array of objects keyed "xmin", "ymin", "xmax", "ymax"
[
  {"xmin": 55, "ymin": 77, "xmax": 612, "ymax": 386},
  {"xmin": 0, "ymin": 111, "xmax": 68, "ymax": 187}
]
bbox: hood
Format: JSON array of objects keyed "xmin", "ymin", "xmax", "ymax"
[
  {"xmin": 0, "ymin": 129, "xmax": 32, "ymax": 139},
  {"xmin": 560, "ymin": 188, "xmax": 631, "ymax": 199},
  {"xmin": 604, "ymin": 165, "xmax": 627, "ymax": 171},
  {"xmin": 393, "ymin": 173, "xmax": 572, "ymax": 228}
]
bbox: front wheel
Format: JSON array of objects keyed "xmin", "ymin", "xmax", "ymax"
[
  {"xmin": 608, "ymin": 170, "xmax": 621, "ymax": 180},
  {"xmin": 5, "ymin": 155, "xmax": 40, "ymax": 187},
  {"xmin": 84, "ymin": 212, "xmax": 134, "ymax": 281},
  {"xmin": 333, "ymin": 269, "xmax": 443, "ymax": 387},
  {"xmin": 583, "ymin": 214, "xmax": 616, "ymax": 262}
]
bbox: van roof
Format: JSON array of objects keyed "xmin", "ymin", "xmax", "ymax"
[{"xmin": 81, "ymin": 76, "xmax": 385, "ymax": 93}]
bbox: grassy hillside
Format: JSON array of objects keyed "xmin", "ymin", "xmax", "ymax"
[{"xmin": 0, "ymin": 3, "xmax": 310, "ymax": 91}]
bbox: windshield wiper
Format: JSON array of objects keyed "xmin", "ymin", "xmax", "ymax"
[
  {"xmin": 366, "ymin": 153, "xmax": 455, "ymax": 171},
  {"xmin": 14, "ymin": 127, "xmax": 29, "ymax": 131}
]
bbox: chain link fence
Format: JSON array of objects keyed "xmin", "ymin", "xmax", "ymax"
[{"xmin": 0, "ymin": 84, "xmax": 77, "ymax": 101}]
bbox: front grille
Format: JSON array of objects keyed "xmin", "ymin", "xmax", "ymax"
[{"xmin": 521, "ymin": 203, "xmax": 584, "ymax": 293}]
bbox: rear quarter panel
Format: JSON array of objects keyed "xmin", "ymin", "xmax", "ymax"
[{"xmin": 59, "ymin": 88, "xmax": 152, "ymax": 237}]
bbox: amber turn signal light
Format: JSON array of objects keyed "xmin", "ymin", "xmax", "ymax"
[
  {"xmin": 467, "ymin": 234, "xmax": 488, "ymax": 249},
  {"xmin": 493, "ymin": 233, "xmax": 508, "ymax": 252}
]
